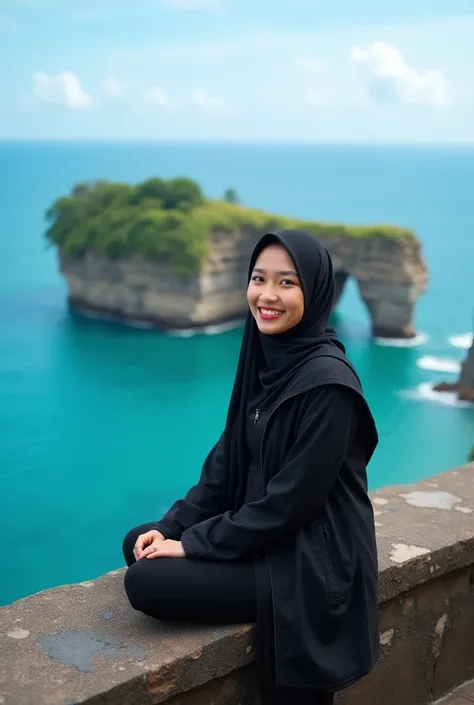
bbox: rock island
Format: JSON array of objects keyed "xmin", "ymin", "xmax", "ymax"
[{"xmin": 45, "ymin": 176, "xmax": 429, "ymax": 338}]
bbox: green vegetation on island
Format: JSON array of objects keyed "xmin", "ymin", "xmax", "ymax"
[{"xmin": 45, "ymin": 176, "xmax": 416, "ymax": 275}]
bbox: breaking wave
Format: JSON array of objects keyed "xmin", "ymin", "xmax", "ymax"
[
  {"xmin": 167, "ymin": 319, "xmax": 245, "ymax": 337},
  {"xmin": 416, "ymin": 356, "xmax": 461, "ymax": 374},
  {"xmin": 449, "ymin": 332, "xmax": 473, "ymax": 349},
  {"xmin": 374, "ymin": 333, "xmax": 428, "ymax": 348},
  {"xmin": 399, "ymin": 382, "xmax": 474, "ymax": 408}
]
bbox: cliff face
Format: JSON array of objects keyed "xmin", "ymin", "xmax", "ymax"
[
  {"xmin": 59, "ymin": 228, "xmax": 428, "ymax": 338},
  {"xmin": 434, "ymin": 340, "xmax": 474, "ymax": 402},
  {"xmin": 460, "ymin": 340, "xmax": 474, "ymax": 391},
  {"xmin": 320, "ymin": 232, "xmax": 427, "ymax": 338}
]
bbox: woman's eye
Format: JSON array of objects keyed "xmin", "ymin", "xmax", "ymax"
[
  {"xmin": 252, "ymin": 276, "xmax": 263, "ymax": 282},
  {"xmin": 281, "ymin": 279, "xmax": 296, "ymax": 286}
]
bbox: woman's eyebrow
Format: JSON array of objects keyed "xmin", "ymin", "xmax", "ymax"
[{"xmin": 252, "ymin": 267, "xmax": 299, "ymax": 277}]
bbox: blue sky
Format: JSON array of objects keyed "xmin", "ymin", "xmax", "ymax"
[{"xmin": 1, "ymin": 0, "xmax": 474, "ymax": 142}]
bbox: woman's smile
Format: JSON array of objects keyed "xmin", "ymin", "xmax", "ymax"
[
  {"xmin": 258, "ymin": 306, "xmax": 286, "ymax": 321},
  {"xmin": 247, "ymin": 243, "xmax": 304, "ymax": 334}
]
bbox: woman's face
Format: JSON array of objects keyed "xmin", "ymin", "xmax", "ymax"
[{"xmin": 247, "ymin": 244, "xmax": 304, "ymax": 335}]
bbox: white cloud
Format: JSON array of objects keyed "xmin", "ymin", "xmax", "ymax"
[
  {"xmin": 294, "ymin": 57, "xmax": 325, "ymax": 73},
  {"xmin": 351, "ymin": 41, "xmax": 450, "ymax": 108},
  {"xmin": 147, "ymin": 86, "xmax": 171, "ymax": 107},
  {"xmin": 104, "ymin": 76, "xmax": 124, "ymax": 97},
  {"xmin": 190, "ymin": 89, "xmax": 225, "ymax": 111},
  {"xmin": 161, "ymin": 0, "xmax": 220, "ymax": 9},
  {"xmin": 32, "ymin": 71, "xmax": 93, "ymax": 110}
]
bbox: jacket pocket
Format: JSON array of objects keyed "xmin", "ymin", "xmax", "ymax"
[{"xmin": 318, "ymin": 525, "xmax": 344, "ymax": 603}]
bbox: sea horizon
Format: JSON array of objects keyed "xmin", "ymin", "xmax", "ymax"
[{"xmin": 3, "ymin": 138, "xmax": 474, "ymax": 147}]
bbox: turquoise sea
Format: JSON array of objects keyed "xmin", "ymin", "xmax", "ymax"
[{"xmin": 0, "ymin": 141, "xmax": 473, "ymax": 606}]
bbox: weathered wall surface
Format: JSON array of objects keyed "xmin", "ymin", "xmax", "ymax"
[
  {"xmin": 59, "ymin": 230, "xmax": 428, "ymax": 338},
  {"xmin": 1, "ymin": 465, "xmax": 472, "ymax": 705}
]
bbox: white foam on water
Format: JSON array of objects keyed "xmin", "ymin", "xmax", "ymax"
[
  {"xmin": 416, "ymin": 356, "xmax": 461, "ymax": 374},
  {"xmin": 449, "ymin": 332, "xmax": 473, "ymax": 349},
  {"xmin": 127, "ymin": 319, "xmax": 156, "ymax": 330},
  {"xmin": 374, "ymin": 333, "xmax": 428, "ymax": 348},
  {"xmin": 74, "ymin": 306, "xmax": 244, "ymax": 335},
  {"xmin": 76, "ymin": 307, "xmax": 109, "ymax": 321},
  {"xmin": 399, "ymin": 382, "xmax": 474, "ymax": 409},
  {"xmin": 167, "ymin": 328, "xmax": 196, "ymax": 338},
  {"xmin": 201, "ymin": 319, "xmax": 245, "ymax": 335},
  {"xmin": 167, "ymin": 319, "xmax": 244, "ymax": 338},
  {"xmin": 75, "ymin": 307, "xmax": 156, "ymax": 329}
]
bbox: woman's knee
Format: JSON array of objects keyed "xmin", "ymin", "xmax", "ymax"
[
  {"xmin": 122, "ymin": 527, "xmax": 139, "ymax": 566},
  {"xmin": 124, "ymin": 560, "xmax": 154, "ymax": 614},
  {"xmin": 123, "ymin": 558, "xmax": 172, "ymax": 618}
]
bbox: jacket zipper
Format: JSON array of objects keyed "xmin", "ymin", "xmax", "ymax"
[
  {"xmin": 321, "ymin": 524, "xmax": 343, "ymax": 602},
  {"xmin": 258, "ymin": 384, "xmax": 319, "ymax": 686}
]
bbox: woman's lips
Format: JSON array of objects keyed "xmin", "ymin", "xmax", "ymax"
[{"xmin": 258, "ymin": 307, "xmax": 285, "ymax": 321}]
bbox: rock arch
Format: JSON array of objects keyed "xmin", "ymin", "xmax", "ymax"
[
  {"xmin": 60, "ymin": 231, "xmax": 429, "ymax": 339},
  {"xmin": 326, "ymin": 236, "xmax": 428, "ymax": 339}
]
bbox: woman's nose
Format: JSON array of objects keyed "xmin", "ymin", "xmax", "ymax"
[{"xmin": 259, "ymin": 287, "xmax": 279, "ymax": 303}]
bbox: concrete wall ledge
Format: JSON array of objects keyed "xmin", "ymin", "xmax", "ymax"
[{"xmin": 1, "ymin": 465, "xmax": 474, "ymax": 705}]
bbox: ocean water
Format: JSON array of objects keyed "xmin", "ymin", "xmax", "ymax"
[{"xmin": 0, "ymin": 141, "xmax": 473, "ymax": 606}]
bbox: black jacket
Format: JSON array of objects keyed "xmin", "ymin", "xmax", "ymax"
[{"xmin": 155, "ymin": 358, "xmax": 379, "ymax": 691}]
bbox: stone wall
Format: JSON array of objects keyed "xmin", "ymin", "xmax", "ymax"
[
  {"xmin": 59, "ymin": 229, "xmax": 428, "ymax": 338},
  {"xmin": 2, "ymin": 465, "xmax": 473, "ymax": 705}
]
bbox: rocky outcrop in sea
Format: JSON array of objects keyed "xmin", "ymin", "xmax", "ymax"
[
  {"xmin": 59, "ymin": 228, "xmax": 428, "ymax": 338},
  {"xmin": 434, "ymin": 338, "xmax": 474, "ymax": 402}
]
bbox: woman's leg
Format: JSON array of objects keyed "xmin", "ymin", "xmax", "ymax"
[
  {"xmin": 122, "ymin": 523, "xmax": 256, "ymax": 624},
  {"xmin": 123, "ymin": 525, "xmax": 334, "ymax": 703}
]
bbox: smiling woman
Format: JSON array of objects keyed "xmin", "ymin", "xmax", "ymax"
[
  {"xmin": 247, "ymin": 243, "xmax": 304, "ymax": 334},
  {"xmin": 122, "ymin": 229, "xmax": 380, "ymax": 705}
]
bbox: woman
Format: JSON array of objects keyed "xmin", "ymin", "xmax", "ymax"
[{"xmin": 122, "ymin": 229, "xmax": 380, "ymax": 705}]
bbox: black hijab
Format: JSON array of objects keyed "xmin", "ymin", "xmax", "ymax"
[{"xmin": 222, "ymin": 229, "xmax": 374, "ymax": 510}]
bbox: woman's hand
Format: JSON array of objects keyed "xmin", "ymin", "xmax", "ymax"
[
  {"xmin": 133, "ymin": 529, "xmax": 165, "ymax": 560},
  {"xmin": 140, "ymin": 539, "xmax": 186, "ymax": 560}
]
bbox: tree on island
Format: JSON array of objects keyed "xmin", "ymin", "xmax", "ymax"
[
  {"xmin": 131, "ymin": 177, "xmax": 204, "ymax": 211},
  {"xmin": 45, "ymin": 175, "xmax": 415, "ymax": 276},
  {"xmin": 223, "ymin": 187, "xmax": 240, "ymax": 205},
  {"xmin": 45, "ymin": 177, "xmax": 209, "ymax": 271}
]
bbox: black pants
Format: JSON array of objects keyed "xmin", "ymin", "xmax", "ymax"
[{"xmin": 123, "ymin": 523, "xmax": 334, "ymax": 705}]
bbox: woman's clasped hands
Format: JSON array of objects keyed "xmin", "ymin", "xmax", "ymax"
[{"xmin": 133, "ymin": 529, "xmax": 186, "ymax": 560}]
